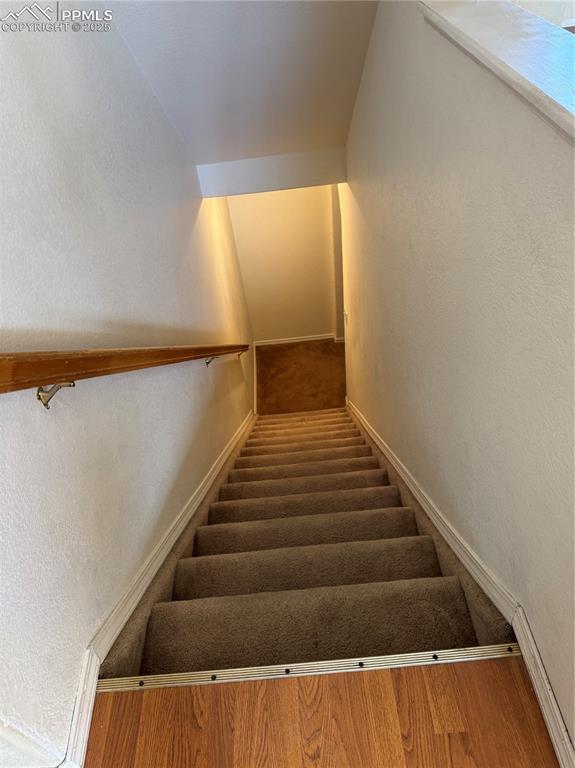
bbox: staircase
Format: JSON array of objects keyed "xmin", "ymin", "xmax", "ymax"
[{"xmin": 140, "ymin": 407, "xmax": 488, "ymax": 675}]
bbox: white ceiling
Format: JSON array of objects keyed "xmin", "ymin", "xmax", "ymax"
[{"xmin": 114, "ymin": 1, "xmax": 377, "ymax": 164}]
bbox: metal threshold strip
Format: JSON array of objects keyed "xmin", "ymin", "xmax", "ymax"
[{"xmin": 97, "ymin": 642, "xmax": 520, "ymax": 692}]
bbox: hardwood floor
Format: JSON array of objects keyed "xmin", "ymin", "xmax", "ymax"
[{"xmin": 85, "ymin": 657, "xmax": 558, "ymax": 767}]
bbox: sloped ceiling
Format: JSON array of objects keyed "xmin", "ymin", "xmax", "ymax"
[{"xmin": 114, "ymin": 1, "xmax": 377, "ymax": 164}]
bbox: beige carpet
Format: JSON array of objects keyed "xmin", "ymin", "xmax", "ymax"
[
  {"xmin": 256, "ymin": 339, "xmax": 346, "ymax": 414},
  {"xmin": 137, "ymin": 408, "xmax": 514, "ymax": 676},
  {"xmin": 100, "ymin": 407, "xmax": 514, "ymax": 679}
]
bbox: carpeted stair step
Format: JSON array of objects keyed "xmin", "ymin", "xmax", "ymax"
[
  {"xmin": 104, "ymin": 406, "xmax": 514, "ymax": 683},
  {"xmin": 254, "ymin": 413, "xmax": 352, "ymax": 426},
  {"xmin": 209, "ymin": 485, "xmax": 401, "ymax": 524},
  {"xmin": 235, "ymin": 445, "xmax": 373, "ymax": 469},
  {"xmin": 174, "ymin": 536, "xmax": 440, "ymax": 600},
  {"xmin": 245, "ymin": 428, "xmax": 360, "ymax": 448},
  {"xmin": 228, "ymin": 455, "xmax": 379, "ymax": 483},
  {"xmin": 252, "ymin": 416, "xmax": 353, "ymax": 433},
  {"xmin": 193, "ymin": 507, "xmax": 418, "ymax": 556},
  {"xmin": 241, "ymin": 436, "xmax": 365, "ymax": 456},
  {"xmin": 249, "ymin": 421, "xmax": 354, "ymax": 438},
  {"xmin": 141, "ymin": 576, "xmax": 478, "ymax": 674},
  {"xmin": 254, "ymin": 417, "xmax": 350, "ymax": 429},
  {"xmin": 257, "ymin": 407, "xmax": 347, "ymax": 423},
  {"xmin": 219, "ymin": 468, "xmax": 388, "ymax": 501}
]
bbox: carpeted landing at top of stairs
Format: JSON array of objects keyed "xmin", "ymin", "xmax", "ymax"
[{"xmin": 136, "ymin": 407, "xmax": 513, "ymax": 676}]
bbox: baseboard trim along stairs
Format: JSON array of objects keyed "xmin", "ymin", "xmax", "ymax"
[
  {"xmin": 513, "ymin": 606, "xmax": 575, "ymax": 768},
  {"xmin": 346, "ymin": 398, "xmax": 575, "ymax": 768},
  {"xmin": 65, "ymin": 406, "xmax": 574, "ymax": 768},
  {"xmin": 346, "ymin": 399, "xmax": 517, "ymax": 619},
  {"xmin": 61, "ymin": 411, "xmax": 256, "ymax": 768}
]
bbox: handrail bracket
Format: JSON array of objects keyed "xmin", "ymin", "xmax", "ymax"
[
  {"xmin": 206, "ymin": 348, "xmax": 246, "ymax": 366},
  {"xmin": 36, "ymin": 382, "xmax": 75, "ymax": 409}
]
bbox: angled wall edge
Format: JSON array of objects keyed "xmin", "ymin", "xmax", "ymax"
[
  {"xmin": 419, "ymin": 0, "xmax": 575, "ymax": 141},
  {"xmin": 196, "ymin": 148, "xmax": 347, "ymax": 198}
]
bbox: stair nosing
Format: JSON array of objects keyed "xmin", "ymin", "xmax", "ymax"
[
  {"xmin": 234, "ymin": 445, "xmax": 373, "ymax": 467},
  {"xmin": 221, "ymin": 467, "xmax": 387, "ymax": 495},
  {"xmin": 245, "ymin": 430, "xmax": 360, "ymax": 446},
  {"xmin": 241, "ymin": 437, "xmax": 366, "ymax": 455},
  {"xmin": 251, "ymin": 419, "xmax": 353, "ymax": 431},
  {"xmin": 211, "ymin": 483, "xmax": 400, "ymax": 510},
  {"xmin": 155, "ymin": 574, "xmax": 462, "ymax": 610},
  {"xmin": 198, "ymin": 505, "xmax": 413, "ymax": 531},
  {"xmin": 228, "ymin": 456, "xmax": 379, "ymax": 481},
  {"xmin": 249, "ymin": 425, "xmax": 354, "ymax": 437},
  {"xmin": 257, "ymin": 408, "xmax": 347, "ymax": 420},
  {"xmin": 180, "ymin": 534, "xmax": 433, "ymax": 566}
]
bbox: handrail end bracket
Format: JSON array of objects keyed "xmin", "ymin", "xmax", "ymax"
[{"xmin": 36, "ymin": 381, "xmax": 75, "ymax": 409}]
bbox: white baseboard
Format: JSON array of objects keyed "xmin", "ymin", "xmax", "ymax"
[
  {"xmin": 254, "ymin": 333, "xmax": 336, "ymax": 347},
  {"xmin": 89, "ymin": 408, "xmax": 255, "ymax": 660},
  {"xmin": 62, "ymin": 410, "xmax": 255, "ymax": 768},
  {"xmin": 347, "ymin": 397, "xmax": 575, "ymax": 767},
  {"xmin": 513, "ymin": 608, "xmax": 575, "ymax": 768},
  {"xmin": 60, "ymin": 649, "xmax": 100, "ymax": 768},
  {"xmin": 346, "ymin": 398, "xmax": 517, "ymax": 620},
  {"xmin": 253, "ymin": 349, "xmax": 258, "ymax": 416}
]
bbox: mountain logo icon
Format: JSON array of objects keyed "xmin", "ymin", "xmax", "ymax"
[{"xmin": 0, "ymin": 3, "xmax": 53, "ymax": 21}]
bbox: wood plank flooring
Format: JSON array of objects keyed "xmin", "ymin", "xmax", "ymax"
[{"xmin": 85, "ymin": 657, "xmax": 558, "ymax": 768}]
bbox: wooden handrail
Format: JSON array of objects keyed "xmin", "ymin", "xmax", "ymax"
[{"xmin": 0, "ymin": 344, "xmax": 249, "ymax": 395}]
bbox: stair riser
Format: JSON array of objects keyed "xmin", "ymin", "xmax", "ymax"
[
  {"xmin": 250, "ymin": 421, "xmax": 354, "ymax": 438},
  {"xmin": 257, "ymin": 408, "xmax": 346, "ymax": 423},
  {"xmin": 219, "ymin": 469, "xmax": 388, "ymax": 501},
  {"xmin": 228, "ymin": 456, "xmax": 379, "ymax": 483},
  {"xmin": 254, "ymin": 419, "xmax": 350, "ymax": 430},
  {"xmin": 142, "ymin": 577, "xmax": 478, "ymax": 675},
  {"xmin": 254, "ymin": 413, "xmax": 352, "ymax": 427},
  {"xmin": 253, "ymin": 416, "xmax": 352, "ymax": 432},
  {"xmin": 246, "ymin": 429, "xmax": 360, "ymax": 447},
  {"xmin": 241, "ymin": 437, "xmax": 365, "ymax": 456},
  {"xmin": 234, "ymin": 445, "xmax": 372, "ymax": 468},
  {"xmin": 209, "ymin": 485, "xmax": 401, "ymax": 524},
  {"xmin": 175, "ymin": 536, "xmax": 440, "ymax": 600},
  {"xmin": 193, "ymin": 507, "xmax": 418, "ymax": 556}
]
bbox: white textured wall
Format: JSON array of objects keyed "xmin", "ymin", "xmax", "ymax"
[
  {"xmin": 341, "ymin": 1, "xmax": 574, "ymax": 737},
  {"xmin": 228, "ymin": 186, "xmax": 339, "ymax": 342},
  {"xmin": 112, "ymin": 1, "xmax": 377, "ymax": 164},
  {"xmin": 197, "ymin": 148, "xmax": 347, "ymax": 198},
  {"xmin": 513, "ymin": 0, "xmax": 575, "ymax": 25},
  {"xmin": 0, "ymin": 24, "xmax": 253, "ymax": 765}
]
